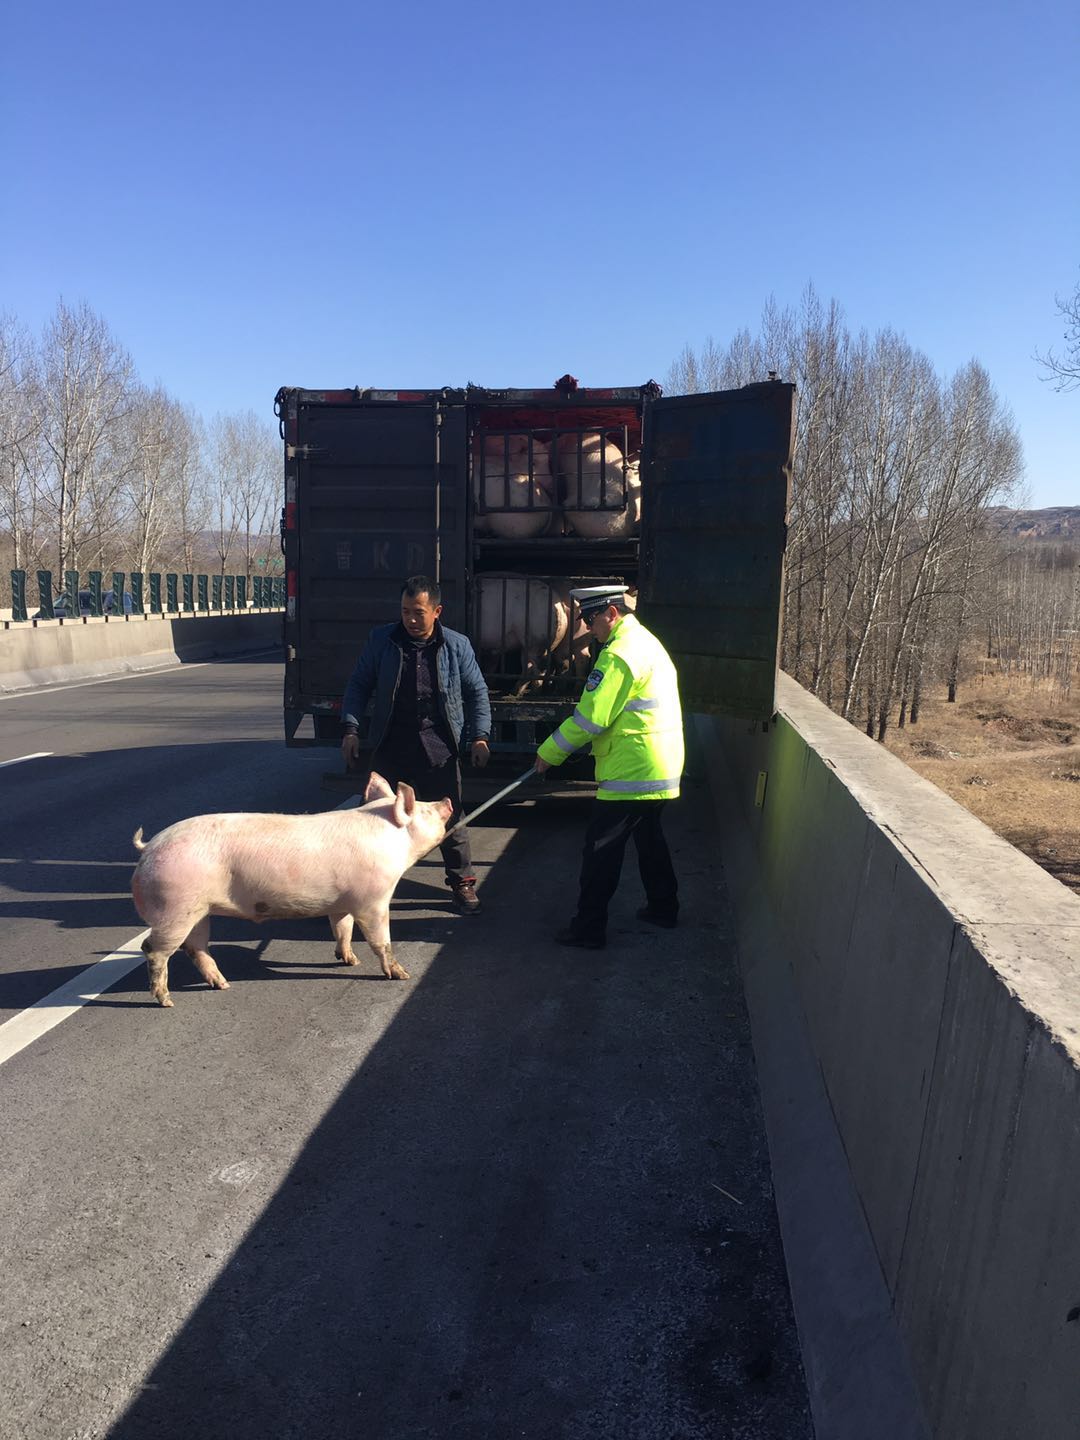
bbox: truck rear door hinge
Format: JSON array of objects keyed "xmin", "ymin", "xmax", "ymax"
[{"xmin": 286, "ymin": 444, "xmax": 326, "ymax": 460}]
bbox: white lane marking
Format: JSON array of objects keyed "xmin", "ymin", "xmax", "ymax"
[
  {"xmin": 0, "ymin": 662, "xmax": 211, "ymax": 701},
  {"xmin": 0, "ymin": 752, "xmax": 53, "ymax": 768},
  {"xmin": 0, "ymin": 931, "xmax": 150, "ymax": 1070},
  {"xmin": 0, "ymin": 645, "xmax": 281, "ymax": 702}
]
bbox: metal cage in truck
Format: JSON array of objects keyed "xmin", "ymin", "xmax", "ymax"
[{"xmin": 275, "ymin": 377, "xmax": 794, "ymax": 760}]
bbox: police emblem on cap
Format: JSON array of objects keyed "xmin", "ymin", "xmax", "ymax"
[
  {"xmin": 571, "ymin": 584, "xmax": 627, "ymax": 617},
  {"xmin": 585, "ymin": 668, "xmax": 605, "ymax": 691}
]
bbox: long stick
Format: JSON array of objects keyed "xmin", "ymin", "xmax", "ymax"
[
  {"xmin": 414, "ymin": 766, "xmax": 536, "ymax": 863},
  {"xmin": 443, "ymin": 766, "xmax": 537, "ymax": 839}
]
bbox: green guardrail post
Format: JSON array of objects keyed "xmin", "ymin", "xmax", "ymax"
[
  {"xmin": 149, "ymin": 573, "xmax": 162, "ymax": 614},
  {"xmin": 111, "ymin": 571, "xmax": 125, "ymax": 616},
  {"xmin": 36, "ymin": 570, "xmax": 54, "ymax": 619},
  {"xmin": 88, "ymin": 572, "xmax": 104, "ymax": 617},
  {"xmin": 11, "ymin": 570, "xmax": 27, "ymax": 622},
  {"xmin": 166, "ymin": 573, "xmax": 178, "ymax": 612},
  {"xmin": 197, "ymin": 574, "xmax": 208, "ymax": 611},
  {"xmin": 212, "ymin": 575, "xmax": 222, "ymax": 610},
  {"xmin": 64, "ymin": 570, "xmax": 79, "ymax": 616},
  {"xmin": 237, "ymin": 575, "xmax": 247, "ymax": 609},
  {"xmin": 182, "ymin": 574, "xmax": 194, "ymax": 612},
  {"xmin": 131, "ymin": 572, "xmax": 144, "ymax": 613},
  {"xmin": 252, "ymin": 576, "xmax": 263, "ymax": 608},
  {"xmin": 224, "ymin": 575, "xmax": 235, "ymax": 610}
]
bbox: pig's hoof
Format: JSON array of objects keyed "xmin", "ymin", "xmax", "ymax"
[
  {"xmin": 389, "ymin": 961, "xmax": 410, "ymax": 981},
  {"xmin": 336, "ymin": 949, "xmax": 359, "ymax": 966},
  {"xmin": 154, "ymin": 993, "xmax": 174, "ymax": 1008},
  {"xmin": 211, "ymin": 977, "xmax": 230, "ymax": 991}
]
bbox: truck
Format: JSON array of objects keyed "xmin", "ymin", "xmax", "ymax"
[{"xmin": 274, "ymin": 376, "xmax": 794, "ymax": 769}]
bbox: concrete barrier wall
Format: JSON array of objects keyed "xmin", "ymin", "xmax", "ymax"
[
  {"xmin": 701, "ymin": 674, "xmax": 1080, "ymax": 1439},
  {"xmin": 0, "ymin": 612, "xmax": 282, "ymax": 692}
]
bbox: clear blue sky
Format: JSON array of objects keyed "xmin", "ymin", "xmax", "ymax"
[{"xmin": 5, "ymin": 0, "xmax": 1077, "ymax": 506}]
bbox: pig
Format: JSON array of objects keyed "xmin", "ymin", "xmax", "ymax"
[
  {"xmin": 130, "ymin": 773, "xmax": 452, "ymax": 1007},
  {"xmin": 557, "ymin": 435, "xmax": 641, "ymax": 539},
  {"xmin": 555, "ymin": 584, "xmax": 595, "ymax": 678},
  {"xmin": 473, "ymin": 437, "xmax": 555, "ymax": 540},
  {"xmin": 476, "ymin": 575, "xmax": 569, "ymax": 694}
]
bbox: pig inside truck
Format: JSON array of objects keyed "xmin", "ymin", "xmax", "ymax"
[{"xmin": 275, "ymin": 376, "xmax": 795, "ymax": 773}]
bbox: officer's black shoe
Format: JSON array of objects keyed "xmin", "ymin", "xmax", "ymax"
[
  {"xmin": 637, "ymin": 906, "xmax": 678, "ymax": 929},
  {"xmin": 554, "ymin": 927, "xmax": 605, "ymax": 951}
]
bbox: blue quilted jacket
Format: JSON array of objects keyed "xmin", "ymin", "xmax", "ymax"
[{"xmin": 341, "ymin": 621, "xmax": 491, "ymax": 754}]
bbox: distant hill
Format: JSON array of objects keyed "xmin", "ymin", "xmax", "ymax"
[{"xmin": 986, "ymin": 506, "xmax": 1080, "ymax": 542}]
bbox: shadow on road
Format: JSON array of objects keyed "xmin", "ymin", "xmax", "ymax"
[{"xmin": 102, "ymin": 784, "xmax": 811, "ymax": 1440}]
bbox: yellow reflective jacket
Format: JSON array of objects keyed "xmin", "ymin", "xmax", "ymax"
[{"xmin": 538, "ymin": 613, "xmax": 684, "ymax": 800}]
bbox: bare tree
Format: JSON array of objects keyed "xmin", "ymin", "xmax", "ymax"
[
  {"xmin": 207, "ymin": 411, "xmax": 278, "ymax": 582},
  {"xmin": 0, "ymin": 314, "xmax": 48, "ymax": 580},
  {"xmin": 0, "ymin": 300, "xmax": 284, "ymax": 592},
  {"xmin": 937, "ymin": 373, "xmax": 1023, "ymax": 703},
  {"xmin": 839, "ymin": 331, "xmax": 939, "ymax": 723},
  {"xmin": 1036, "ymin": 275, "xmax": 1080, "ymax": 392},
  {"xmin": 172, "ymin": 408, "xmax": 211, "ymax": 573},
  {"xmin": 122, "ymin": 387, "xmax": 207, "ymax": 575},
  {"xmin": 670, "ymin": 297, "xmax": 1025, "ymax": 739},
  {"xmin": 37, "ymin": 299, "xmax": 135, "ymax": 577}
]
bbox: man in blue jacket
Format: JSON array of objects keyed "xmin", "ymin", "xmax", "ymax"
[{"xmin": 341, "ymin": 576, "xmax": 492, "ymax": 914}]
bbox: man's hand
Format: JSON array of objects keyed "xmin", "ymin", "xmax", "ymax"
[
  {"xmin": 534, "ymin": 756, "xmax": 551, "ymax": 775},
  {"xmin": 470, "ymin": 739, "xmax": 490, "ymax": 769},
  {"xmin": 342, "ymin": 733, "xmax": 360, "ymax": 770}
]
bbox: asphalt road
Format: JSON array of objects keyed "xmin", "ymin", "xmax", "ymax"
[{"xmin": 0, "ymin": 657, "xmax": 810, "ymax": 1440}]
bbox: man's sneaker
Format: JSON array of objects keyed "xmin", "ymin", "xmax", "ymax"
[
  {"xmin": 554, "ymin": 927, "xmax": 605, "ymax": 951},
  {"xmin": 448, "ymin": 877, "xmax": 481, "ymax": 915},
  {"xmin": 637, "ymin": 906, "xmax": 678, "ymax": 929}
]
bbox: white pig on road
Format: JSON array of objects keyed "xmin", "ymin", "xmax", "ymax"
[{"xmin": 130, "ymin": 774, "xmax": 452, "ymax": 1007}]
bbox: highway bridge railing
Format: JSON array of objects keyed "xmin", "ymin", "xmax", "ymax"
[
  {"xmin": 7, "ymin": 568, "xmax": 285, "ymax": 621},
  {"xmin": 2, "ymin": 568, "xmax": 283, "ymax": 692},
  {"xmin": 701, "ymin": 673, "xmax": 1080, "ymax": 1438}
]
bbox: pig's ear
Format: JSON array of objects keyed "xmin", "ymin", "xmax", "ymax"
[
  {"xmin": 364, "ymin": 771, "xmax": 394, "ymax": 803},
  {"xmin": 392, "ymin": 782, "xmax": 417, "ymax": 828}
]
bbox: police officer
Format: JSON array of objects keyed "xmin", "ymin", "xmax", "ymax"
[{"xmin": 533, "ymin": 585, "xmax": 684, "ymax": 948}]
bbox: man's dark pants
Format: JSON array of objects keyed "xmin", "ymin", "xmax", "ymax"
[
  {"xmin": 571, "ymin": 799, "xmax": 678, "ymax": 943},
  {"xmin": 369, "ymin": 743, "xmax": 472, "ymax": 883}
]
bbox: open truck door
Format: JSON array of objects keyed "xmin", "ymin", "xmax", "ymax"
[
  {"xmin": 638, "ymin": 381, "xmax": 794, "ymax": 720},
  {"xmin": 279, "ymin": 391, "xmax": 467, "ymax": 744}
]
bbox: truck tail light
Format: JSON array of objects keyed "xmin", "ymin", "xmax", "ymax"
[{"xmin": 285, "ymin": 502, "xmax": 297, "ymax": 531}]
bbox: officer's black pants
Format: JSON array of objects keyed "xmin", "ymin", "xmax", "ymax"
[
  {"xmin": 571, "ymin": 799, "xmax": 678, "ymax": 942},
  {"xmin": 369, "ymin": 745, "xmax": 473, "ymax": 883}
]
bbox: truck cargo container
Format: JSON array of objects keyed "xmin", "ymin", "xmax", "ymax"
[{"xmin": 275, "ymin": 376, "xmax": 794, "ymax": 765}]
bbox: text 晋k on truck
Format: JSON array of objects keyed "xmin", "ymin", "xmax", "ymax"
[{"xmin": 274, "ymin": 375, "xmax": 795, "ymax": 766}]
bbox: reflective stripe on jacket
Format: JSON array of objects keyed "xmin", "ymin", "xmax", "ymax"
[{"xmin": 537, "ymin": 613, "xmax": 684, "ymax": 800}]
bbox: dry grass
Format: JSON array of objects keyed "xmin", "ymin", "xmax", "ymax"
[{"xmin": 883, "ymin": 672, "xmax": 1080, "ymax": 896}]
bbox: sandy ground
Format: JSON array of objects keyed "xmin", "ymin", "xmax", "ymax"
[{"xmin": 883, "ymin": 673, "xmax": 1080, "ymax": 895}]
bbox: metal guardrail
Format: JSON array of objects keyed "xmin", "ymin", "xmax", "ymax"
[{"xmin": 7, "ymin": 569, "xmax": 285, "ymax": 623}]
